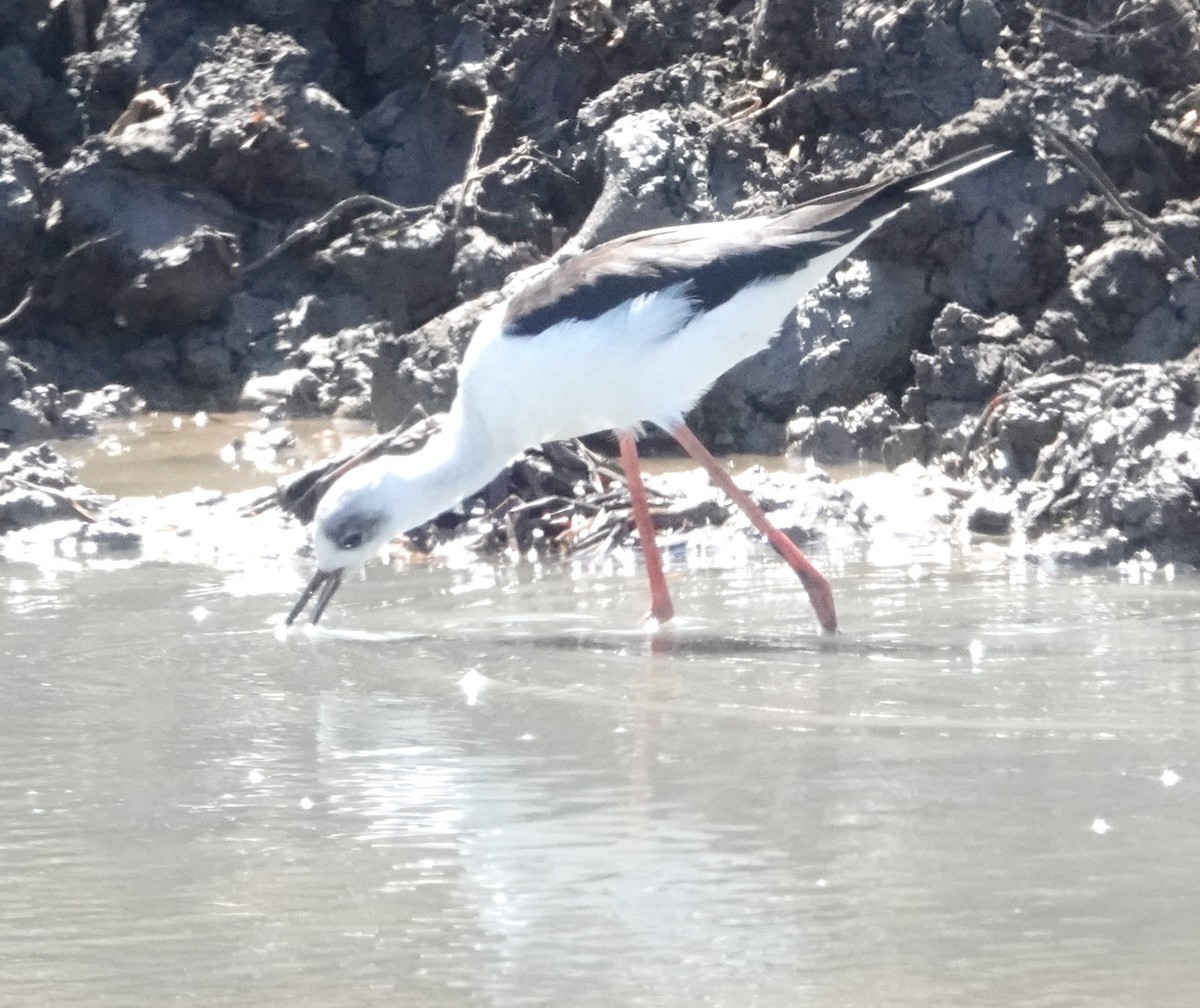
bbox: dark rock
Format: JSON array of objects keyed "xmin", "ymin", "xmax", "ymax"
[
  {"xmin": 958, "ymin": 0, "xmax": 1002, "ymax": 54},
  {"xmin": 120, "ymin": 336, "xmax": 187, "ymax": 406},
  {"xmin": 0, "ymin": 395, "xmax": 50, "ymax": 444},
  {"xmin": 0, "ymin": 28, "xmax": 78, "ymax": 160},
  {"xmin": 1058, "ymin": 210, "xmax": 1200, "ymax": 365},
  {"xmin": 966, "ymin": 497, "xmax": 1013, "ymax": 536},
  {"xmin": 62, "ymin": 383, "xmax": 145, "ymax": 425},
  {"xmin": 177, "ymin": 330, "xmax": 236, "ymax": 392},
  {"xmin": 807, "ymin": 411, "xmax": 856, "ymax": 466},
  {"xmin": 0, "ymin": 482, "xmax": 62, "ymax": 531},
  {"xmin": 161, "ymin": 24, "xmax": 371, "ymax": 216},
  {"xmin": 1066, "ymin": 234, "xmax": 1172, "ymax": 359},
  {"xmin": 1032, "ymin": 530, "xmax": 1128, "ymax": 568},
  {"xmin": 114, "ymin": 226, "xmax": 238, "ymax": 334},
  {"xmin": 913, "ymin": 306, "xmax": 1023, "ymax": 404},
  {"xmin": 882, "ymin": 423, "xmax": 934, "ymax": 468},
  {"xmin": 314, "ymin": 211, "xmax": 456, "ymax": 330},
  {"xmin": 455, "ymin": 144, "xmax": 585, "ymax": 252},
  {"xmin": 991, "ymin": 395, "xmax": 1060, "ymax": 478},
  {"xmin": 240, "ymin": 367, "xmax": 314, "ymax": 414},
  {"xmin": 909, "ymin": 303, "xmax": 1071, "ymax": 459},
  {"xmin": 748, "ymin": 0, "xmax": 829, "ymax": 77},
  {"xmin": 371, "ymin": 292, "xmax": 500, "ymax": 432},
  {"xmin": 766, "ymin": 0, "xmax": 1005, "ymax": 149},
  {"xmin": 789, "ymin": 393, "xmax": 903, "ymax": 465},
  {"xmin": 0, "ymin": 126, "xmax": 43, "ymax": 315},
  {"xmin": 965, "ymin": 360, "xmax": 1200, "ymax": 565},
  {"xmin": 0, "ymin": 44, "xmax": 54, "ymax": 137},
  {"xmin": 240, "ymin": 317, "xmax": 385, "ymax": 418},
  {"xmin": 361, "ymin": 85, "xmax": 478, "ymax": 207},
  {"xmin": 573, "ymin": 107, "xmax": 715, "ymax": 249},
  {"xmin": 80, "ymin": 515, "xmax": 143, "ymax": 552},
  {"xmin": 0, "ymin": 347, "xmax": 120, "ymax": 444},
  {"xmin": 0, "ymin": 442, "xmax": 106, "ymax": 532},
  {"xmin": 452, "ymin": 227, "xmax": 542, "ymax": 302},
  {"xmin": 286, "ymin": 323, "xmax": 382, "ymax": 418},
  {"xmin": 923, "ymin": 141, "xmax": 1078, "ymax": 316},
  {"xmin": 693, "ymin": 258, "xmax": 935, "ymax": 454},
  {"xmin": 49, "ymin": 153, "xmax": 244, "ymax": 331},
  {"xmin": 0, "ymin": 0, "xmax": 48, "ymax": 44}
]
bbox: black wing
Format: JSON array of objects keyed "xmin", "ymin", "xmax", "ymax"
[{"xmin": 502, "ymin": 146, "xmax": 1004, "ymax": 338}]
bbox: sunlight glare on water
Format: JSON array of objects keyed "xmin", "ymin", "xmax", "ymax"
[
  {"xmin": 5, "ymin": 417, "xmax": 1200, "ymax": 1005},
  {"xmin": 3, "ymin": 543, "xmax": 1200, "ymax": 1007}
]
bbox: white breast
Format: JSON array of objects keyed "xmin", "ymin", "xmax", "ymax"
[{"xmin": 458, "ymin": 272, "xmax": 814, "ymax": 451}]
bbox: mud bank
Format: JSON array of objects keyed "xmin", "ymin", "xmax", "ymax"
[{"xmin": 1, "ymin": 1, "xmax": 1198, "ymax": 569}]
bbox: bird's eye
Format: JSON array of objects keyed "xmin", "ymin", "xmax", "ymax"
[{"xmin": 326, "ymin": 512, "xmax": 382, "ymax": 554}]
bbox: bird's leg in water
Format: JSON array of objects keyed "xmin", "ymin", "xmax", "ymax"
[
  {"xmin": 670, "ymin": 423, "xmax": 838, "ymax": 634},
  {"xmin": 617, "ymin": 430, "xmax": 675, "ymax": 624}
]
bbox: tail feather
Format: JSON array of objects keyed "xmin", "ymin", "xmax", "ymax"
[{"xmin": 904, "ymin": 146, "xmax": 1010, "ymax": 193}]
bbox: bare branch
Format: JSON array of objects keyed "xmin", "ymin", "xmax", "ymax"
[
  {"xmin": 1033, "ymin": 121, "xmax": 1196, "ymax": 276},
  {"xmin": 0, "ymin": 284, "xmax": 34, "ymax": 331},
  {"xmin": 239, "ymin": 195, "xmax": 432, "ymax": 281},
  {"xmin": 454, "ymin": 93, "xmax": 500, "ymax": 225}
]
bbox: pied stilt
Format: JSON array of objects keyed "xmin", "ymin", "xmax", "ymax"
[{"xmin": 286, "ymin": 146, "xmax": 1009, "ymax": 631}]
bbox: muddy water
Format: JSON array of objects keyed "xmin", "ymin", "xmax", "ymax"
[{"xmin": 3, "ymin": 417, "xmax": 1200, "ymax": 1007}]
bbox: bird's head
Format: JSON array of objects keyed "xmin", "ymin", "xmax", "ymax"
[{"xmin": 285, "ymin": 458, "xmax": 406, "ymax": 625}]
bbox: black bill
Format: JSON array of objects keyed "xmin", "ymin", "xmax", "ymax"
[{"xmin": 285, "ymin": 567, "xmax": 343, "ymax": 625}]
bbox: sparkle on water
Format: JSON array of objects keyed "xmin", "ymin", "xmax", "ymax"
[{"xmin": 3, "ymin": 413, "xmax": 1199, "ymax": 1007}]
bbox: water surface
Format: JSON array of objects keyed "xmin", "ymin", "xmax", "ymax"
[{"xmin": 3, "ymin": 417, "xmax": 1199, "ymax": 1006}]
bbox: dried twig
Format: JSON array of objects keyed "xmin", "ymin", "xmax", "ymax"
[
  {"xmin": 454, "ymin": 92, "xmax": 500, "ymax": 225},
  {"xmin": 1, "ymin": 474, "xmax": 103, "ymax": 523},
  {"xmin": 0, "ymin": 284, "xmax": 34, "ymax": 331},
  {"xmin": 1, "ymin": 231, "xmax": 117, "ymax": 331},
  {"xmin": 1023, "ymin": 0, "xmax": 1194, "ymax": 40},
  {"xmin": 958, "ymin": 370, "xmax": 1105, "ymax": 475},
  {"xmin": 1033, "ymin": 121, "xmax": 1196, "ymax": 276},
  {"xmin": 546, "ymin": 0, "xmax": 569, "ymax": 30},
  {"xmin": 239, "ymin": 195, "xmax": 433, "ymax": 281}
]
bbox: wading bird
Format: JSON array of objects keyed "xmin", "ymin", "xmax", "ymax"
[{"xmin": 286, "ymin": 146, "xmax": 1008, "ymax": 631}]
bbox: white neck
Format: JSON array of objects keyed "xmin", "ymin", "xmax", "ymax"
[{"xmin": 380, "ymin": 401, "xmax": 518, "ymax": 529}]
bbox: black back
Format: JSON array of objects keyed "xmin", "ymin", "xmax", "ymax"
[{"xmin": 502, "ymin": 146, "xmax": 1000, "ymax": 338}]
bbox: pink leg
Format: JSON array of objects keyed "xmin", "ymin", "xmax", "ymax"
[
  {"xmin": 618, "ymin": 430, "xmax": 675, "ymax": 624},
  {"xmin": 670, "ymin": 423, "xmax": 838, "ymax": 634}
]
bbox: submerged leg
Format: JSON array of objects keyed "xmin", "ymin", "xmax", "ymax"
[
  {"xmin": 617, "ymin": 430, "xmax": 675, "ymax": 624},
  {"xmin": 670, "ymin": 423, "xmax": 838, "ymax": 634}
]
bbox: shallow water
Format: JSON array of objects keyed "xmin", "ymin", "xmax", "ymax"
[
  {"xmin": 3, "ymin": 420, "xmax": 1200, "ymax": 1006},
  {"xmin": 57, "ymin": 411, "xmax": 375, "ymax": 498}
]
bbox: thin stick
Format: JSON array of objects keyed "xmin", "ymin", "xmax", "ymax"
[
  {"xmin": 239, "ymin": 195, "xmax": 432, "ymax": 280},
  {"xmin": 454, "ymin": 93, "xmax": 500, "ymax": 224},
  {"xmin": 0, "ymin": 284, "xmax": 34, "ymax": 331},
  {"xmin": 1033, "ymin": 122, "xmax": 1194, "ymax": 275},
  {"xmin": 546, "ymin": 0, "xmax": 569, "ymax": 30}
]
